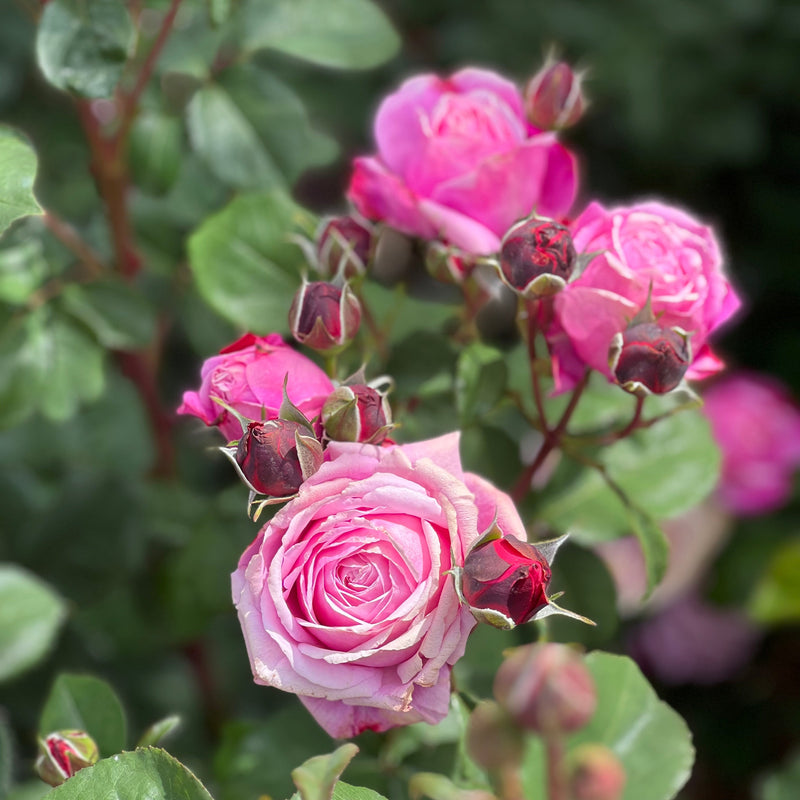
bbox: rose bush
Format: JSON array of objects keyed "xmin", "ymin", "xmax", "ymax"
[
  {"xmin": 703, "ymin": 372, "xmax": 800, "ymax": 514},
  {"xmin": 548, "ymin": 201, "xmax": 741, "ymax": 391},
  {"xmin": 231, "ymin": 433, "xmax": 527, "ymax": 738},
  {"xmin": 177, "ymin": 333, "xmax": 333, "ymax": 441},
  {"xmin": 348, "ymin": 68, "xmax": 578, "ymax": 255}
]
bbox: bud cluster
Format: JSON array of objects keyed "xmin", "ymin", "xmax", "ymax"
[{"xmin": 36, "ymin": 730, "xmax": 99, "ymax": 787}]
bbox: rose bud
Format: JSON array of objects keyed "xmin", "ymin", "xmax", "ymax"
[
  {"xmin": 425, "ymin": 241, "xmax": 476, "ymax": 285},
  {"xmin": 498, "ymin": 216, "xmax": 576, "ymax": 297},
  {"xmin": 35, "ymin": 730, "xmax": 99, "ymax": 787},
  {"xmin": 316, "ymin": 215, "xmax": 374, "ymax": 279},
  {"xmin": 494, "ymin": 643, "xmax": 597, "ymax": 735},
  {"xmin": 461, "ymin": 534, "xmax": 552, "ymax": 627},
  {"xmin": 289, "ymin": 280, "xmax": 362, "ymax": 353},
  {"xmin": 524, "ymin": 58, "xmax": 586, "ymax": 131},
  {"xmin": 610, "ymin": 322, "xmax": 691, "ymax": 395},
  {"xmin": 567, "ymin": 744, "xmax": 627, "ymax": 800},
  {"xmin": 466, "ymin": 701, "xmax": 525, "ymax": 771},
  {"xmin": 322, "ymin": 384, "xmax": 393, "ymax": 445},
  {"xmin": 235, "ymin": 419, "xmax": 323, "ymax": 497}
]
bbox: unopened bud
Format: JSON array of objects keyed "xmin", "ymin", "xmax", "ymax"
[
  {"xmin": 236, "ymin": 420, "xmax": 322, "ymax": 496},
  {"xmin": 289, "ymin": 281, "xmax": 361, "ymax": 353},
  {"xmin": 611, "ymin": 322, "xmax": 690, "ymax": 395},
  {"xmin": 425, "ymin": 241, "xmax": 476, "ymax": 285},
  {"xmin": 567, "ymin": 744, "xmax": 626, "ymax": 800},
  {"xmin": 317, "ymin": 215, "xmax": 374, "ymax": 279},
  {"xmin": 494, "ymin": 643, "xmax": 597, "ymax": 734},
  {"xmin": 524, "ymin": 59, "xmax": 586, "ymax": 131},
  {"xmin": 466, "ymin": 701, "xmax": 525, "ymax": 771},
  {"xmin": 36, "ymin": 730, "xmax": 99, "ymax": 787},
  {"xmin": 461, "ymin": 535, "xmax": 552, "ymax": 628},
  {"xmin": 499, "ymin": 217, "xmax": 576, "ymax": 297},
  {"xmin": 322, "ymin": 384, "xmax": 392, "ymax": 444}
]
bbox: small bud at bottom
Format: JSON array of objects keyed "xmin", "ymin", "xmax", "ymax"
[{"xmin": 568, "ymin": 744, "xmax": 626, "ymax": 800}]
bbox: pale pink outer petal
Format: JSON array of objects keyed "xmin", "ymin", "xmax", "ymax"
[
  {"xmin": 416, "ymin": 198, "xmax": 502, "ymax": 254},
  {"xmin": 553, "ymin": 286, "xmax": 639, "ymax": 377},
  {"xmin": 373, "ymin": 74, "xmax": 447, "ymax": 178},
  {"xmin": 431, "ymin": 135, "xmax": 578, "ymax": 239},
  {"xmin": 685, "ymin": 344, "xmax": 726, "ymax": 381},
  {"xmin": 347, "ymin": 156, "xmax": 437, "ymax": 240},
  {"xmin": 463, "ymin": 472, "xmax": 527, "ymax": 540}
]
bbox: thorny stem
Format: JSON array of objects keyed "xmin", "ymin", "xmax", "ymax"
[
  {"xmin": 511, "ymin": 370, "xmax": 590, "ymax": 503},
  {"xmin": 42, "ymin": 211, "xmax": 106, "ymax": 278}
]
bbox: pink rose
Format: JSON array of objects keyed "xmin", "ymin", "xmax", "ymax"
[
  {"xmin": 703, "ymin": 372, "xmax": 800, "ymax": 515},
  {"xmin": 231, "ymin": 433, "xmax": 527, "ymax": 738},
  {"xmin": 177, "ymin": 333, "xmax": 334, "ymax": 441},
  {"xmin": 347, "ymin": 68, "xmax": 578, "ymax": 255},
  {"xmin": 549, "ymin": 201, "xmax": 742, "ymax": 391}
]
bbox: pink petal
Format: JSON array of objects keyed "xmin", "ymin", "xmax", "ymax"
[
  {"xmin": 347, "ymin": 156, "xmax": 436, "ymax": 240},
  {"xmin": 449, "ymin": 68, "xmax": 525, "ymax": 120},
  {"xmin": 463, "ymin": 472, "xmax": 527, "ymax": 540},
  {"xmin": 554, "ymin": 286, "xmax": 639, "ymax": 376}
]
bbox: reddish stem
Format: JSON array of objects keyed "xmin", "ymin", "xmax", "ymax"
[
  {"xmin": 545, "ymin": 735, "xmax": 568, "ymax": 800},
  {"xmin": 43, "ymin": 211, "xmax": 106, "ymax": 278},
  {"xmin": 525, "ymin": 298, "xmax": 550, "ymax": 433}
]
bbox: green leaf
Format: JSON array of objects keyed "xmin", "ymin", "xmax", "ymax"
[
  {"xmin": 521, "ymin": 652, "xmax": 694, "ymax": 800},
  {"xmin": 332, "ymin": 783, "xmax": 387, "ymax": 800},
  {"xmin": 208, "ymin": 0, "xmax": 236, "ymax": 27},
  {"xmin": 187, "ymin": 64, "xmax": 338, "ymax": 190},
  {"xmin": 0, "ymin": 127, "xmax": 42, "ymax": 235},
  {"xmin": 749, "ymin": 538, "xmax": 800, "ymax": 625},
  {"xmin": 536, "ymin": 409, "xmax": 720, "ymax": 541},
  {"xmin": 214, "ymin": 705, "xmax": 333, "ymax": 800},
  {"xmin": 36, "ymin": 0, "xmax": 135, "ymax": 98},
  {"xmin": 625, "ymin": 502, "xmax": 670, "ymax": 596},
  {"xmin": 61, "ymin": 279, "xmax": 157, "ymax": 350},
  {"xmin": 6, "ymin": 783, "xmax": 48, "ymax": 800},
  {"xmin": 0, "ymin": 234, "xmax": 49, "ymax": 305},
  {"xmin": 455, "ymin": 343, "xmax": 508, "ymax": 426},
  {"xmin": 459, "ymin": 425, "xmax": 522, "ymax": 490},
  {"xmin": 128, "ymin": 112, "xmax": 183, "ymax": 196},
  {"xmin": 759, "ymin": 750, "xmax": 800, "ymax": 800},
  {"xmin": 25, "ymin": 308, "xmax": 106, "ymax": 421},
  {"xmin": 40, "ymin": 674, "xmax": 127, "ymax": 758},
  {"xmin": 188, "ymin": 189, "xmax": 312, "ymax": 332},
  {"xmin": 46, "ymin": 747, "xmax": 213, "ymax": 799},
  {"xmin": 0, "ymin": 564, "xmax": 67, "ymax": 683},
  {"xmin": 236, "ymin": 0, "xmax": 400, "ymax": 70},
  {"xmin": 136, "ymin": 715, "xmax": 181, "ymax": 748},
  {"xmin": 292, "ymin": 743, "xmax": 359, "ymax": 800}
]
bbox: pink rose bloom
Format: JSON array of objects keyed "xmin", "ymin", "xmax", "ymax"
[
  {"xmin": 703, "ymin": 372, "xmax": 800, "ymax": 514},
  {"xmin": 348, "ymin": 68, "xmax": 578, "ymax": 255},
  {"xmin": 177, "ymin": 333, "xmax": 334, "ymax": 441},
  {"xmin": 549, "ymin": 201, "xmax": 742, "ymax": 392},
  {"xmin": 231, "ymin": 432, "xmax": 527, "ymax": 738}
]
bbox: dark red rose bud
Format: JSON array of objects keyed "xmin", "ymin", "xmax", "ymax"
[
  {"xmin": 612, "ymin": 322, "xmax": 690, "ymax": 394},
  {"xmin": 36, "ymin": 730, "xmax": 99, "ymax": 787},
  {"xmin": 524, "ymin": 59, "xmax": 586, "ymax": 131},
  {"xmin": 462, "ymin": 535, "xmax": 552, "ymax": 627},
  {"xmin": 568, "ymin": 745, "xmax": 627, "ymax": 800},
  {"xmin": 236, "ymin": 420, "xmax": 309, "ymax": 497},
  {"xmin": 317, "ymin": 215, "xmax": 374, "ymax": 279},
  {"xmin": 289, "ymin": 281, "xmax": 361, "ymax": 353},
  {"xmin": 494, "ymin": 643, "xmax": 597, "ymax": 735},
  {"xmin": 499, "ymin": 217, "xmax": 576, "ymax": 297},
  {"xmin": 322, "ymin": 384, "xmax": 392, "ymax": 444}
]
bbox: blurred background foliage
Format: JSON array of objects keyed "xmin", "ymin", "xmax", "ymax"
[{"xmin": 1, "ymin": 1, "xmax": 799, "ymax": 799}]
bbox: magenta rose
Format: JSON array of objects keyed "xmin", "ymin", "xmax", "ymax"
[
  {"xmin": 177, "ymin": 333, "xmax": 334, "ymax": 441},
  {"xmin": 549, "ymin": 201, "xmax": 742, "ymax": 391},
  {"xmin": 703, "ymin": 372, "xmax": 800, "ymax": 515},
  {"xmin": 231, "ymin": 432, "xmax": 527, "ymax": 738},
  {"xmin": 347, "ymin": 68, "xmax": 578, "ymax": 255}
]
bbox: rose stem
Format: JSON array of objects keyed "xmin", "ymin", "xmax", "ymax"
[{"xmin": 545, "ymin": 734, "xmax": 569, "ymax": 800}]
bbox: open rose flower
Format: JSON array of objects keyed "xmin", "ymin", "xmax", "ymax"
[
  {"xmin": 548, "ymin": 201, "xmax": 742, "ymax": 392},
  {"xmin": 177, "ymin": 333, "xmax": 333, "ymax": 441},
  {"xmin": 703, "ymin": 372, "xmax": 800, "ymax": 515},
  {"xmin": 232, "ymin": 433, "xmax": 527, "ymax": 738},
  {"xmin": 348, "ymin": 68, "xmax": 578, "ymax": 255}
]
